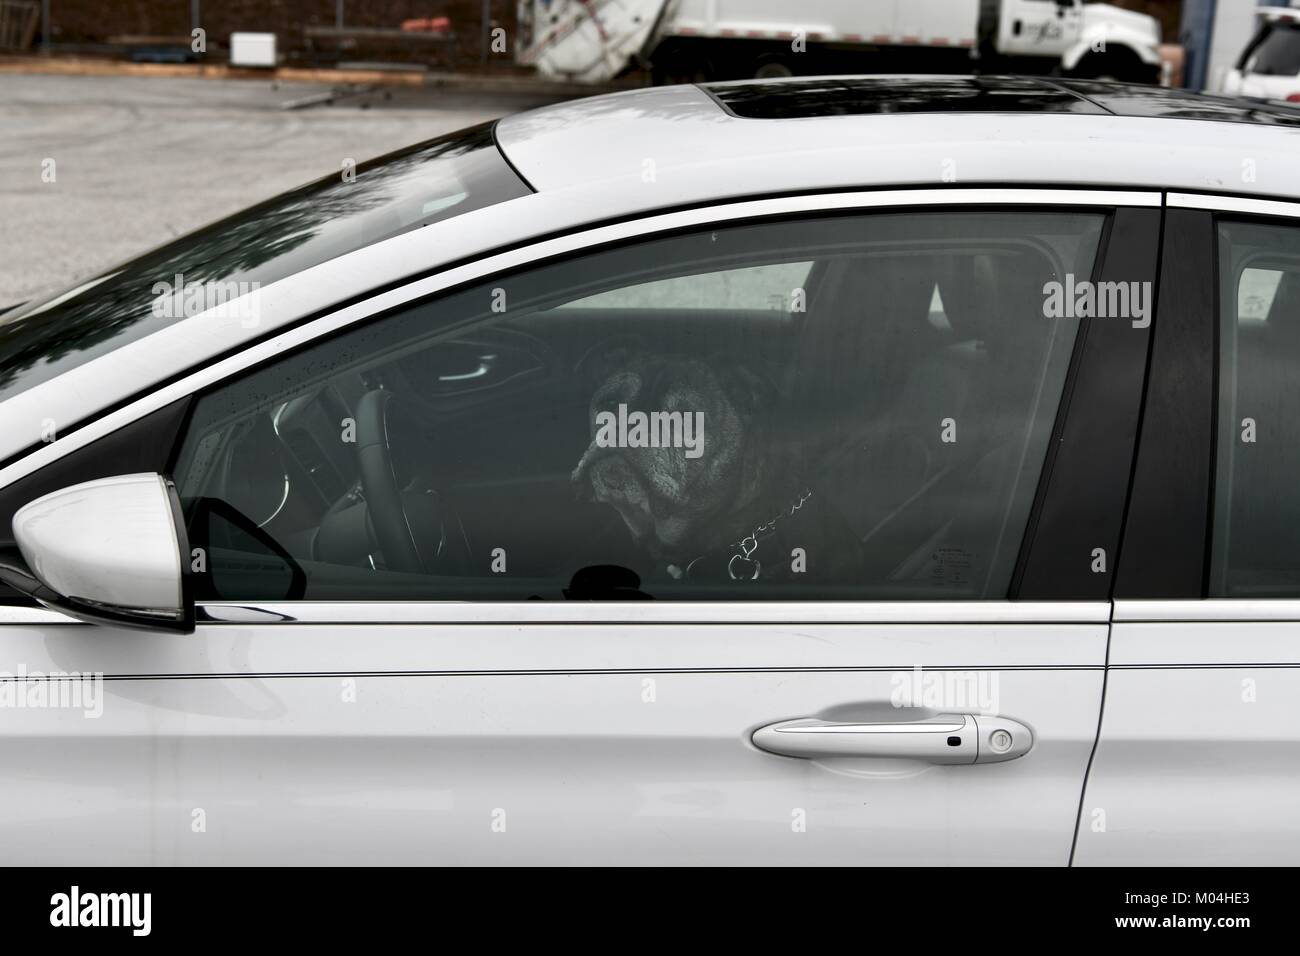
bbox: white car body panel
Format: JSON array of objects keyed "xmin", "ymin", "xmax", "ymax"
[
  {"xmin": 0, "ymin": 606, "xmax": 1105, "ymax": 864},
  {"xmin": 492, "ymin": 86, "xmax": 1292, "ymax": 199},
  {"xmin": 1074, "ymin": 611, "xmax": 1300, "ymax": 865}
]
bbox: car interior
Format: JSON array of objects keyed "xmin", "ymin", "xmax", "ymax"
[
  {"xmin": 1215, "ymin": 240, "xmax": 1300, "ymax": 596},
  {"xmin": 177, "ymin": 214, "xmax": 1093, "ymax": 602}
]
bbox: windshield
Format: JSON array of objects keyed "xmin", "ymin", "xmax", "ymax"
[
  {"xmin": 1243, "ymin": 22, "xmax": 1300, "ymax": 77},
  {"xmin": 0, "ymin": 121, "xmax": 530, "ymax": 406}
]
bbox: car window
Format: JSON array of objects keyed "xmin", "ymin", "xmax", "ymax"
[
  {"xmin": 569, "ymin": 262, "xmax": 813, "ymax": 312},
  {"xmin": 1239, "ymin": 267, "xmax": 1284, "ymax": 323},
  {"xmin": 1211, "ymin": 219, "xmax": 1300, "ymax": 596},
  {"xmin": 1243, "ymin": 22, "xmax": 1300, "ymax": 77},
  {"xmin": 172, "ymin": 209, "xmax": 1103, "ymax": 602},
  {"xmin": 0, "ymin": 122, "xmax": 529, "ymax": 407}
]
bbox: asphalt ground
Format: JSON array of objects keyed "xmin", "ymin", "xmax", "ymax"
[{"xmin": 0, "ymin": 73, "xmax": 571, "ymax": 306}]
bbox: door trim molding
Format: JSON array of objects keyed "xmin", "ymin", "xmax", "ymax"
[
  {"xmin": 190, "ymin": 600, "xmax": 1112, "ymax": 626},
  {"xmin": 1168, "ymin": 192, "xmax": 1300, "ymax": 219},
  {"xmin": 0, "ymin": 599, "xmax": 1111, "ymax": 628},
  {"xmin": 1114, "ymin": 599, "xmax": 1300, "ymax": 622}
]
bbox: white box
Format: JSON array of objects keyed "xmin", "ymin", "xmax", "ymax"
[{"xmin": 230, "ymin": 32, "xmax": 277, "ymax": 68}]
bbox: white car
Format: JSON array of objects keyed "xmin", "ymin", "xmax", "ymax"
[
  {"xmin": 2, "ymin": 76, "xmax": 1300, "ymax": 865},
  {"xmin": 1222, "ymin": 6, "xmax": 1300, "ymax": 101}
]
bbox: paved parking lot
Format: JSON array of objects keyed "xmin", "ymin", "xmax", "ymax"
[{"xmin": 0, "ymin": 73, "xmax": 564, "ymax": 306}]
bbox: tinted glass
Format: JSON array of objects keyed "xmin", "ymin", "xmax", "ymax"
[
  {"xmin": 1056, "ymin": 78, "xmax": 1300, "ymax": 126},
  {"xmin": 0, "ymin": 122, "xmax": 529, "ymax": 406},
  {"xmin": 706, "ymin": 76, "xmax": 1103, "ymax": 119},
  {"xmin": 1212, "ymin": 219, "xmax": 1300, "ymax": 596},
  {"xmin": 174, "ymin": 210, "xmax": 1102, "ymax": 601}
]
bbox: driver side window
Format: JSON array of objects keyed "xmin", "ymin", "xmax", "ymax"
[{"xmin": 174, "ymin": 209, "xmax": 1102, "ymax": 601}]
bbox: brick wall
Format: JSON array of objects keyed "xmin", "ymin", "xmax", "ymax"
[{"xmin": 39, "ymin": 1, "xmax": 1188, "ymax": 68}]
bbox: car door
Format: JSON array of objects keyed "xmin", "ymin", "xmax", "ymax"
[
  {"xmin": 1075, "ymin": 195, "xmax": 1300, "ymax": 865},
  {"xmin": 0, "ymin": 189, "xmax": 1159, "ymax": 865}
]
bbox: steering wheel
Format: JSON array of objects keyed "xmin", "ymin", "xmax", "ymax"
[{"xmin": 355, "ymin": 388, "xmax": 471, "ymax": 575}]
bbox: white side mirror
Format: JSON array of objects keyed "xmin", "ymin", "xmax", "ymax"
[{"xmin": 5, "ymin": 473, "xmax": 192, "ymax": 632}]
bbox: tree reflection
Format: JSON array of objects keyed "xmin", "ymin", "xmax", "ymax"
[{"xmin": 0, "ymin": 122, "xmax": 524, "ymax": 400}]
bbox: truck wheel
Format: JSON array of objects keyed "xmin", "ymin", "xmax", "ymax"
[{"xmin": 1069, "ymin": 49, "xmax": 1157, "ymax": 85}]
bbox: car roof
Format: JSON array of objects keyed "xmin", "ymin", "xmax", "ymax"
[{"xmin": 495, "ymin": 75, "xmax": 1300, "ymax": 203}]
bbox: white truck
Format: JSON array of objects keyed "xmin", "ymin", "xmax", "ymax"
[{"xmin": 517, "ymin": 0, "xmax": 1163, "ymax": 85}]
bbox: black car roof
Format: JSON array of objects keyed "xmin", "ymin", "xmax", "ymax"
[{"xmin": 702, "ymin": 75, "xmax": 1300, "ymax": 129}]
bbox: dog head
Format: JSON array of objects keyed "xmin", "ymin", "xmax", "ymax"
[{"xmin": 572, "ymin": 350, "xmax": 771, "ymax": 558}]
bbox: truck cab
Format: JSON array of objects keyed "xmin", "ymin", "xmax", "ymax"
[{"xmin": 993, "ymin": 0, "xmax": 1162, "ymax": 80}]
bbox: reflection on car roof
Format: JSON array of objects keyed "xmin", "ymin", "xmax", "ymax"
[{"xmin": 703, "ymin": 75, "xmax": 1300, "ymax": 128}]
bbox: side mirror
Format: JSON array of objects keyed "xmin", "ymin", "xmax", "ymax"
[{"xmin": 0, "ymin": 473, "xmax": 193, "ymax": 632}]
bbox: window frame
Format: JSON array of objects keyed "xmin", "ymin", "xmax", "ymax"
[
  {"xmin": 1161, "ymin": 194, "xmax": 1300, "ymax": 604},
  {"xmin": 0, "ymin": 187, "xmax": 1160, "ymax": 620},
  {"xmin": 1116, "ymin": 192, "xmax": 1300, "ymax": 604},
  {"xmin": 1015, "ymin": 205, "xmax": 1162, "ymax": 601},
  {"xmin": 1113, "ymin": 204, "xmax": 1216, "ymax": 599}
]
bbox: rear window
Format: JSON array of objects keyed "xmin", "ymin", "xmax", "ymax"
[{"xmin": 0, "ymin": 121, "xmax": 530, "ymax": 407}]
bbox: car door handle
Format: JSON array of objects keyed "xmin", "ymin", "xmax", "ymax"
[
  {"xmin": 752, "ymin": 714, "xmax": 1032, "ymax": 764},
  {"xmin": 438, "ymin": 353, "xmax": 497, "ymax": 382}
]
